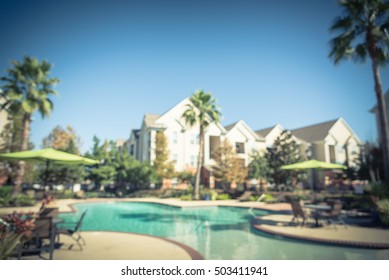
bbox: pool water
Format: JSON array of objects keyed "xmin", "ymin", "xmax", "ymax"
[{"xmin": 59, "ymin": 202, "xmax": 386, "ymax": 260}]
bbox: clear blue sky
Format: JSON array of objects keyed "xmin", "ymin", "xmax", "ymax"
[{"xmin": 1, "ymin": 0, "xmax": 388, "ymax": 153}]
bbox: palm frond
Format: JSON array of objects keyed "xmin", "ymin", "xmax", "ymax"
[
  {"xmin": 330, "ymin": 16, "xmax": 353, "ymax": 32},
  {"xmin": 354, "ymin": 43, "xmax": 368, "ymax": 62},
  {"xmin": 376, "ymin": 47, "xmax": 389, "ymax": 65},
  {"xmin": 0, "ymin": 56, "xmax": 59, "ymax": 118},
  {"xmin": 329, "ymin": 31, "xmax": 357, "ymax": 63}
]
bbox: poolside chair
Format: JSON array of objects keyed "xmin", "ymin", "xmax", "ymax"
[
  {"xmin": 39, "ymin": 207, "xmax": 59, "ymax": 218},
  {"xmin": 319, "ymin": 200, "xmax": 347, "ymax": 229},
  {"xmin": 56, "ymin": 211, "xmax": 87, "ymax": 250},
  {"xmin": 18, "ymin": 217, "xmax": 56, "ymax": 260},
  {"xmin": 238, "ymin": 191, "xmax": 252, "ymax": 202},
  {"xmin": 288, "ymin": 199, "xmax": 308, "ymax": 226}
]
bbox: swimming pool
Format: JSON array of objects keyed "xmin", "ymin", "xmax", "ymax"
[{"xmin": 59, "ymin": 202, "xmax": 386, "ymax": 260}]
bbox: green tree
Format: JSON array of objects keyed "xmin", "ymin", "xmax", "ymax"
[
  {"xmin": 126, "ymin": 161, "xmax": 154, "ymax": 190},
  {"xmin": 212, "ymin": 140, "xmax": 248, "ymax": 190},
  {"xmin": 42, "ymin": 125, "xmax": 81, "ymax": 152},
  {"xmin": 153, "ymin": 130, "xmax": 175, "ymax": 183},
  {"xmin": 0, "ymin": 56, "xmax": 59, "ymax": 193},
  {"xmin": 329, "ymin": 0, "xmax": 389, "ymax": 183},
  {"xmin": 177, "ymin": 170, "xmax": 194, "ymax": 185},
  {"xmin": 182, "ymin": 90, "xmax": 221, "ymax": 200},
  {"xmin": 36, "ymin": 125, "xmax": 84, "ymax": 186},
  {"xmin": 248, "ymin": 151, "xmax": 270, "ymax": 189},
  {"xmin": 85, "ymin": 137, "xmax": 116, "ymax": 187},
  {"xmin": 355, "ymin": 142, "xmax": 384, "ymax": 181},
  {"xmin": 85, "ymin": 137, "xmax": 154, "ymax": 193},
  {"xmin": 266, "ymin": 130, "xmax": 304, "ymax": 186}
]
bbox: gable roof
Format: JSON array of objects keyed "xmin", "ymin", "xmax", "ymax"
[
  {"xmin": 255, "ymin": 126, "xmax": 274, "ymax": 138},
  {"xmin": 224, "ymin": 120, "xmax": 264, "ymax": 141},
  {"xmin": 143, "ymin": 114, "xmax": 161, "ymax": 127},
  {"xmin": 255, "ymin": 124, "xmax": 285, "ymax": 138},
  {"xmin": 224, "ymin": 121, "xmax": 239, "ymax": 132},
  {"xmin": 291, "ymin": 119, "xmax": 338, "ymax": 143},
  {"xmin": 130, "ymin": 129, "xmax": 140, "ymax": 139}
]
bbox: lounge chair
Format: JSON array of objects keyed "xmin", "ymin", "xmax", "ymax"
[
  {"xmin": 238, "ymin": 191, "xmax": 252, "ymax": 202},
  {"xmin": 18, "ymin": 217, "xmax": 56, "ymax": 260},
  {"xmin": 56, "ymin": 211, "xmax": 87, "ymax": 250}
]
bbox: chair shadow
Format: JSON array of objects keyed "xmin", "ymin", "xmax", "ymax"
[{"xmin": 252, "ymin": 216, "xmax": 318, "ymax": 228}]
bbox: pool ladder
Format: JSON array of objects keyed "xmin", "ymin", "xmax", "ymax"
[{"xmin": 248, "ymin": 194, "xmax": 266, "ymax": 218}]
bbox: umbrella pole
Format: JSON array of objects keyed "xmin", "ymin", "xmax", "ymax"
[
  {"xmin": 310, "ymin": 169, "xmax": 315, "ymax": 202},
  {"xmin": 44, "ymin": 159, "xmax": 49, "ymax": 189}
]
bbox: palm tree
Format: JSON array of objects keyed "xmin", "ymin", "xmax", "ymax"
[
  {"xmin": 182, "ymin": 90, "xmax": 221, "ymax": 200},
  {"xmin": 0, "ymin": 56, "xmax": 59, "ymax": 193},
  {"xmin": 329, "ymin": 0, "xmax": 389, "ymax": 183}
]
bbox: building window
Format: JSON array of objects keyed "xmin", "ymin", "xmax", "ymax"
[
  {"xmin": 190, "ymin": 134, "xmax": 199, "ymax": 145},
  {"xmin": 235, "ymin": 142, "xmax": 245, "ymax": 154},
  {"xmin": 173, "ymin": 154, "xmax": 178, "ymax": 163},
  {"xmin": 173, "ymin": 132, "xmax": 178, "ymax": 144},
  {"xmin": 130, "ymin": 144, "xmax": 135, "ymax": 156},
  {"xmin": 190, "ymin": 155, "xmax": 197, "ymax": 167}
]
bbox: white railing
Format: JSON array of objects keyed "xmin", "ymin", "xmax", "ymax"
[{"xmin": 248, "ymin": 193, "xmax": 267, "ymax": 218}]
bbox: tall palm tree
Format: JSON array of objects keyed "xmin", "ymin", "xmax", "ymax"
[
  {"xmin": 182, "ymin": 90, "xmax": 221, "ymax": 200},
  {"xmin": 329, "ymin": 0, "xmax": 389, "ymax": 183},
  {"xmin": 0, "ymin": 56, "xmax": 59, "ymax": 193}
]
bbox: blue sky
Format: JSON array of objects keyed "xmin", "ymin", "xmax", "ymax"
[{"xmin": 0, "ymin": 0, "xmax": 388, "ymax": 153}]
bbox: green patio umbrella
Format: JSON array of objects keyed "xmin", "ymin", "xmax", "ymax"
[
  {"xmin": 281, "ymin": 159, "xmax": 347, "ymax": 195},
  {"xmin": 281, "ymin": 160, "xmax": 347, "ymax": 170},
  {"xmin": 0, "ymin": 148, "xmax": 99, "ymax": 186}
]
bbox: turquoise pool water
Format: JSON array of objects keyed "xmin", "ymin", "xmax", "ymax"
[{"xmin": 59, "ymin": 202, "xmax": 387, "ymax": 260}]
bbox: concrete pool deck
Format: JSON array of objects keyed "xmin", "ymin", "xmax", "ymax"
[
  {"xmin": 39, "ymin": 231, "xmax": 202, "ymax": 260},
  {"xmin": 252, "ymin": 214, "xmax": 389, "ymax": 250},
  {"xmin": 2, "ymin": 197, "xmax": 389, "ymax": 259}
]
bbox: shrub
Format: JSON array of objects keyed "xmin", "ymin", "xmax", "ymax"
[
  {"xmin": 0, "ymin": 186, "xmax": 13, "ymax": 198},
  {"xmin": 262, "ymin": 194, "xmax": 275, "ymax": 203},
  {"xmin": 366, "ymin": 183, "xmax": 389, "ymax": 199},
  {"xmin": 250, "ymin": 194, "xmax": 277, "ymax": 203},
  {"xmin": 0, "ymin": 195, "xmax": 13, "ymax": 207},
  {"xmin": 201, "ymin": 189, "xmax": 218, "ymax": 200},
  {"xmin": 85, "ymin": 192, "xmax": 100, "ymax": 199},
  {"xmin": 180, "ymin": 194, "xmax": 192, "ymax": 201},
  {"xmin": 12, "ymin": 195, "xmax": 35, "ymax": 206},
  {"xmin": 377, "ymin": 199, "xmax": 389, "ymax": 227},
  {"xmin": 53, "ymin": 190, "xmax": 75, "ymax": 199},
  {"xmin": 0, "ymin": 187, "xmax": 35, "ymax": 207},
  {"xmin": 216, "ymin": 193, "xmax": 231, "ymax": 200}
]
